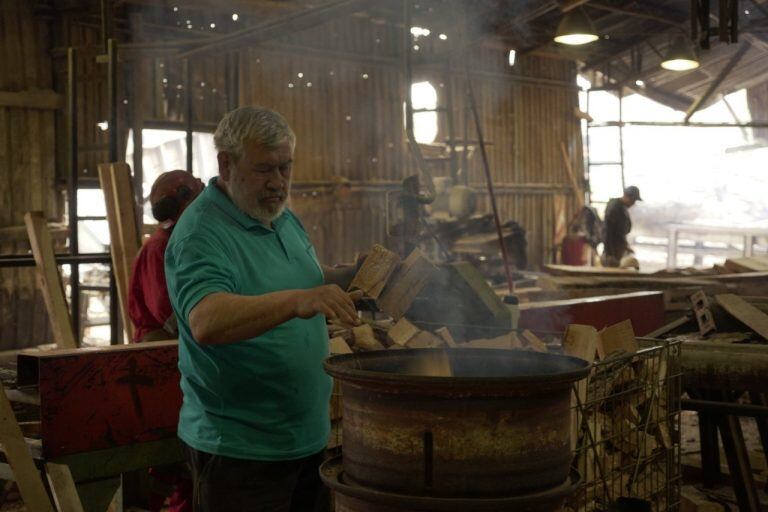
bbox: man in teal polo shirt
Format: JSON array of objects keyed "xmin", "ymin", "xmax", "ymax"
[{"xmin": 165, "ymin": 106, "xmax": 360, "ymax": 512}]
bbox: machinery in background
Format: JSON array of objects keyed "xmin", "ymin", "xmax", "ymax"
[{"xmin": 388, "ymin": 175, "xmax": 528, "ymax": 286}]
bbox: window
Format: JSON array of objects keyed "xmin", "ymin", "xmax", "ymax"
[{"xmin": 410, "ymin": 81, "xmax": 438, "ymax": 144}]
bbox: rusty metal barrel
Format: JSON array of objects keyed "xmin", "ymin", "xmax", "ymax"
[
  {"xmin": 321, "ymin": 456, "xmax": 580, "ymax": 512},
  {"xmin": 324, "ymin": 348, "xmax": 590, "ymax": 498}
]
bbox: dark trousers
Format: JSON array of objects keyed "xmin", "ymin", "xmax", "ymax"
[{"xmin": 183, "ymin": 442, "xmax": 329, "ymax": 512}]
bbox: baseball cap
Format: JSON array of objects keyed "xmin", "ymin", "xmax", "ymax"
[{"xmin": 624, "ymin": 186, "xmax": 642, "ymax": 201}]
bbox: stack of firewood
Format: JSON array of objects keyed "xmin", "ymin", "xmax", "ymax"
[{"xmin": 564, "ymin": 320, "xmax": 678, "ymax": 512}]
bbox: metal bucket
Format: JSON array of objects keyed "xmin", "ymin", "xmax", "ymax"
[
  {"xmin": 321, "ymin": 456, "xmax": 581, "ymax": 512},
  {"xmin": 324, "ymin": 348, "xmax": 590, "ymax": 497}
]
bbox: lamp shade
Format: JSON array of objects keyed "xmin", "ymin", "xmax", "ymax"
[
  {"xmin": 661, "ymin": 36, "xmax": 700, "ymax": 71},
  {"xmin": 554, "ymin": 8, "xmax": 599, "ymax": 45}
]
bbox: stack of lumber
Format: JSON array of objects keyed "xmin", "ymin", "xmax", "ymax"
[
  {"xmin": 534, "ymin": 263, "xmax": 768, "ymax": 320},
  {"xmin": 564, "ymin": 320, "xmax": 677, "ymax": 511}
]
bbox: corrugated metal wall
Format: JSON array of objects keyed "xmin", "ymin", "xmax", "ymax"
[{"xmin": 238, "ymin": 17, "xmax": 583, "ymax": 266}]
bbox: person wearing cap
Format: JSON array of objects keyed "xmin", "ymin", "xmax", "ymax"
[
  {"xmin": 128, "ymin": 170, "xmax": 204, "ymax": 343},
  {"xmin": 164, "ymin": 106, "xmax": 360, "ymax": 512},
  {"xmin": 601, "ymin": 185, "xmax": 642, "ymax": 268}
]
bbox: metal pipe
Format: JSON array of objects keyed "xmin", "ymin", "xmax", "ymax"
[
  {"xmin": 464, "ymin": 68, "xmax": 515, "ymax": 295},
  {"xmin": 67, "ymin": 48, "xmax": 81, "ymax": 341},
  {"xmin": 107, "ymin": 37, "xmax": 119, "ymax": 345},
  {"xmin": 184, "ymin": 59, "xmax": 193, "ymax": 173},
  {"xmin": 0, "ymin": 254, "xmax": 112, "ymax": 268},
  {"xmin": 682, "ymin": 398, "xmax": 768, "ymax": 418}
]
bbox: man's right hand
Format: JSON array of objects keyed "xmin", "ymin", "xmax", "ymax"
[{"xmin": 294, "ymin": 285, "xmax": 361, "ymax": 325}]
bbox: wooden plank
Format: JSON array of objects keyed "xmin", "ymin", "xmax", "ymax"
[
  {"xmin": 98, "ymin": 164, "xmax": 131, "ymax": 341},
  {"xmin": 0, "ymin": 90, "xmax": 64, "ymax": 110},
  {"xmin": 716, "ymin": 294, "xmax": 768, "ymax": 341},
  {"xmin": 0, "ymin": 381, "xmax": 54, "ymax": 512},
  {"xmin": 645, "ymin": 315, "xmax": 692, "ymax": 339},
  {"xmin": 559, "ymin": 142, "xmax": 584, "ymax": 210},
  {"xmin": 724, "ymin": 256, "xmax": 768, "ymax": 274},
  {"xmin": 46, "ymin": 463, "xmax": 85, "ymax": 512},
  {"xmin": 24, "ymin": 212, "xmax": 77, "ymax": 349}
]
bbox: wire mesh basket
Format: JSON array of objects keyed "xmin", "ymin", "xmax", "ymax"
[{"xmin": 567, "ymin": 339, "xmax": 682, "ymax": 512}]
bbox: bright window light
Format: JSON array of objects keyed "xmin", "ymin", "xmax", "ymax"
[
  {"xmin": 409, "ymin": 81, "xmax": 438, "ymax": 144},
  {"xmin": 410, "ymin": 26, "xmax": 431, "ymax": 38},
  {"xmin": 508, "ymin": 49, "xmax": 516, "ymax": 66}
]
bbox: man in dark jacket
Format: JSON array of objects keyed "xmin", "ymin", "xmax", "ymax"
[{"xmin": 601, "ymin": 186, "xmax": 642, "ymax": 267}]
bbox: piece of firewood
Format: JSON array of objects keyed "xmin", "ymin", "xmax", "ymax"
[
  {"xmin": 348, "ymin": 244, "xmax": 401, "ymax": 299},
  {"xmin": 377, "ymin": 249, "xmax": 436, "ymax": 320},
  {"xmin": 329, "ymin": 336, "xmax": 353, "ymax": 355},
  {"xmin": 463, "ymin": 333, "xmax": 514, "ymax": 349},
  {"xmin": 656, "ymin": 422, "xmax": 673, "ymax": 450},
  {"xmin": 406, "ymin": 331, "xmax": 443, "ymax": 348},
  {"xmin": 597, "ymin": 320, "xmax": 638, "ymax": 359},
  {"xmin": 563, "ymin": 324, "xmax": 599, "ymax": 363},
  {"xmin": 388, "ymin": 318, "xmax": 420, "ymax": 347},
  {"xmin": 352, "ymin": 324, "xmax": 385, "ymax": 351},
  {"xmin": 435, "ymin": 327, "xmax": 458, "ymax": 348},
  {"xmin": 521, "ymin": 329, "xmax": 547, "ymax": 352}
]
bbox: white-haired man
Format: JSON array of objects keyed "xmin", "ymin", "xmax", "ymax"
[{"xmin": 165, "ymin": 106, "xmax": 360, "ymax": 511}]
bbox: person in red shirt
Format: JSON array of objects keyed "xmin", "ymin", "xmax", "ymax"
[
  {"xmin": 128, "ymin": 170, "xmax": 204, "ymax": 343},
  {"xmin": 127, "ymin": 170, "xmax": 203, "ymax": 512}
]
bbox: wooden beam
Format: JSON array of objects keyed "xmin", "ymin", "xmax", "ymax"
[
  {"xmin": 685, "ymin": 42, "xmax": 750, "ymax": 121},
  {"xmin": 587, "ymin": 2, "xmax": 683, "ymax": 26},
  {"xmin": 562, "ymin": 0, "xmax": 593, "ymax": 13},
  {"xmin": 0, "ymin": 381, "xmax": 55, "ymax": 512},
  {"xmin": 24, "ymin": 212, "xmax": 78, "ymax": 349},
  {"xmin": 175, "ymin": 0, "xmax": 370, "ymax": 59},
  {"xmin": 0, "ymin": 90, "xmax": 64, "ymax": 110}
]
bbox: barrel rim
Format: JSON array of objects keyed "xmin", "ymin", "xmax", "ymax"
[
  {"xmin": 324, "ymin": 348, "xmax": 591, "ymax": 387},
  {"xmin": 320, "ymin": 455, "xmax": 581, "ymax": 510}
]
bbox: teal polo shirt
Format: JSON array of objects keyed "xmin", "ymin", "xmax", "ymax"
[{"xmin": 165, "ymin": 177, "xmax": 332, "ymax": 460}]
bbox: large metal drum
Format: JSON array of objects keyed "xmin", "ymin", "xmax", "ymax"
[
  {"xmin": 321, "ymin": 456, "xmax": 581, "ymax": 512},
  {"xmin": 324, "ymin": 348, "xmax": 590, "ymax": 497}
]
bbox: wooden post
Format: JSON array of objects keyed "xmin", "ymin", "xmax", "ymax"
[{"xmin": 24, "ymin": 211, "xmax": 77, "ymax": 349}]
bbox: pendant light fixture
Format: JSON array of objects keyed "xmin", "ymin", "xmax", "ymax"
[
  {"xmin": 661, "ymin": 35, "xmax": 700, "ymax": 71},
  {"xmin": 554, "ymin": 7, "xmax": 599, "ymax": 45}
]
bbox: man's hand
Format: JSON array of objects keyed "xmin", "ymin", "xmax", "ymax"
[{"xmin": 294, "ymin": 285, "xmax": 362, "ymax": 325}]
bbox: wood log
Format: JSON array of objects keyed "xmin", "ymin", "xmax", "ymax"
[
  {"xmin": 520, "ymin": 329, "xmax": 547, "ymax": 352},
  {"xmin": 597, "ymin": 320, "xmax": 638, "ymax": 359},
  {"xmin": 463, "ymin": 334, "xmax": 514, "ymax": 349},
  {"xmin": 387, "ymin": 318, "xmax": 420, "ymax": 347},
  {"xmin": 563, "ymin": 324, "xmax": 599, "ymax": 363},
  {"xmin": 348, "ymin": 244, "xmax": 400, "ymax": 299},
  {"xmin": 377, "ymin": 249, "xmax": 436, "ymax": 320},
  {"xmin": 329, "ymin": 336, "xmax": 353, "ymax": 355},
  {"xmin": 406, "ymin": 331, "xmax": 443, "ymax": 348},
  {"xmin": 352, "ymin": 324, "xmax": 385, "ymax": 351},
  {"xmin": 435, "ymin": 327, "xmax": 458, "ymax": 347}
]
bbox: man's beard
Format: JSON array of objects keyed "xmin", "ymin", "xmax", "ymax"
[{"xmin": 230, "ymin": 186, "xmax": 289, "ymax": 224}]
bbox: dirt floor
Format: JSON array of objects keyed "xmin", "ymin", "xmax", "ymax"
[{"xmin": 680, "ymin": 410, "xmax": 768, "ymax": 510}]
